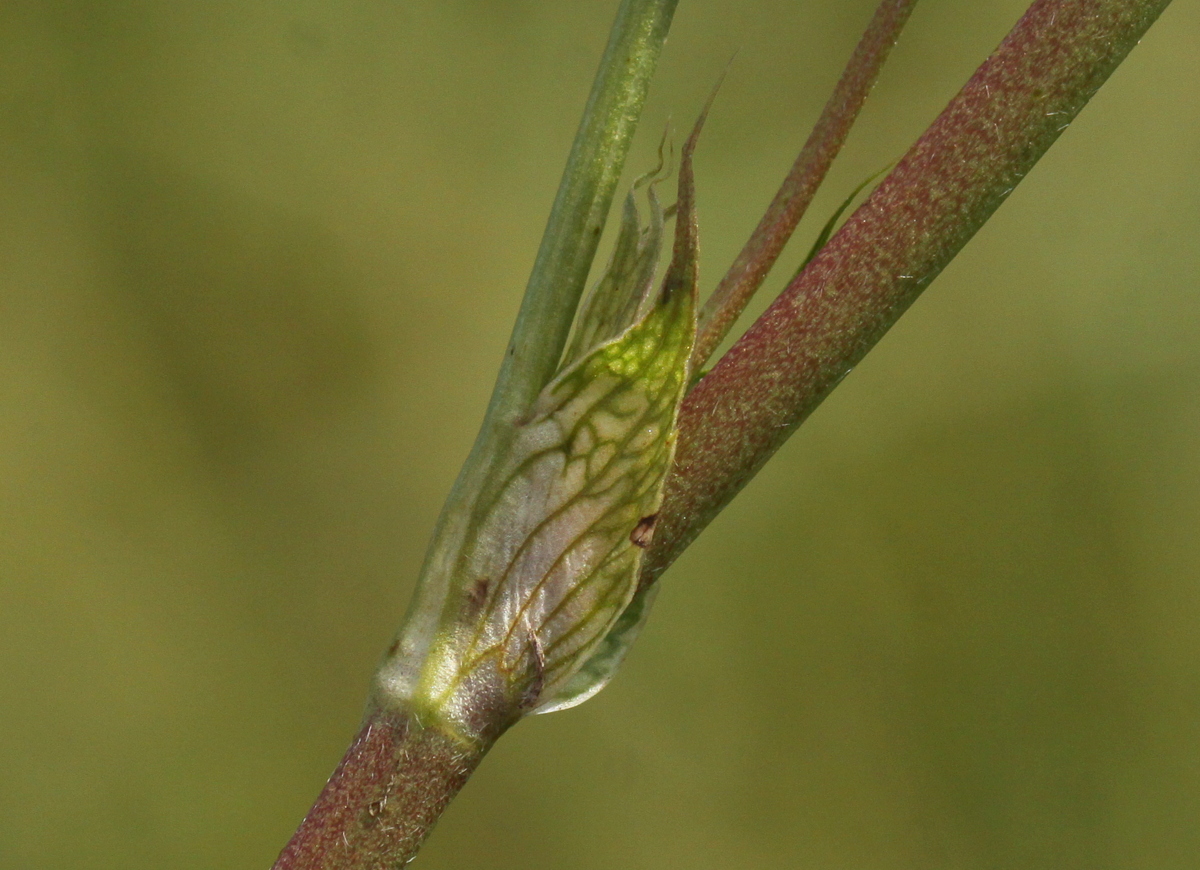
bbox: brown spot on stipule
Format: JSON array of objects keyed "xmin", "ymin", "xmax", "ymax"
[
  {"xmin": 465, "ymin": 578, "xmax": 490, "ymax": 616},
  {"xmin": 630, "ymin": 514, "xmax": 658, "ymax": 548}
]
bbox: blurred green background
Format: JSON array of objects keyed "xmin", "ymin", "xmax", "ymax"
[{"xmin": 3, "ymin": 1, "xmax": 1199, "ymax": 868}]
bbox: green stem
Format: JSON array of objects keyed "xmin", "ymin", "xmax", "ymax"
[
  {"xmin": 643, "ymin": 0, "xmax": 1173, "ymax": 586},
  {"xmin": 485, "ymin": 0, "xmax": 678, "ymax": 427}
]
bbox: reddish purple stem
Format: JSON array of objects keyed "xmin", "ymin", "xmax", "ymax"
[
  {"xmin": 644, "ymin": 0, "xmax": 1173, "ymax": 585},
  {"xmin": 271, "ymin": 709, "xmax": 491, "ymax": 870},
  {"xmin": 691, "ymin": 0, "xmax": 919, "ymax": 369}
]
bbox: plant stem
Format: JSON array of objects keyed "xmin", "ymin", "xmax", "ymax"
[
  {"xmin": 690, "ymin": 0, "xmax": 918, "ymax": 370},
  {"xmin": 484, "ymin": 0, "xmax": 678, "ymax": 428},
  {"xmin": 271, "ymin": 709, "xmax": 491, "ymax": 870},
  {"xmin": 274, "ymin": 1, "xmax": 1176, "ymax": 865},
  {"xmin": 642, "ymin": 0, "xmax": 1173, "ymax": 586}
]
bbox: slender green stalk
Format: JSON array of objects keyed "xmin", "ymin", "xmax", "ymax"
[
  {"xmin": 690, "ymin": 0, "xmax": 918, "ymax": 370},
  {"xmin": 642, "ymin": 0, "xmax": 1173, "ymax": 586},
  {"xmin": 485, "ymin": 0, "xmax": 678, "ymax": 427}
]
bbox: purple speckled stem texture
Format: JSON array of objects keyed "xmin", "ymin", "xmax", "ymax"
[
  {"xmin": 643, "ymin": 0, "xmax": 1173, "ymax": 586},
  {"xmin": 272, "ymin": 709, "xmax": 492, "ymax": 870}
]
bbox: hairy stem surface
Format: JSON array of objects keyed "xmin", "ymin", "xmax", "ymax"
[
  {"xmin": 271, "ymin": 710, "xmax": 490, "ymax": 870},
  {"xmin": 643, "ymin": 0, "xmax": 1173, "ymax": 585}
]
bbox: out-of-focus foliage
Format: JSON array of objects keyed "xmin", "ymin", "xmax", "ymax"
[{"xmin": 2, "ymin": 2, "xmax": 1198, "ymax": 868}]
